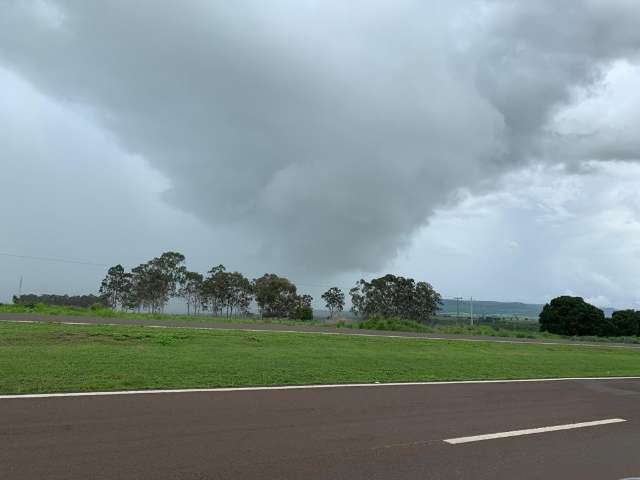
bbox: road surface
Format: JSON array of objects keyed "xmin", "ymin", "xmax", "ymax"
[
  {"xmin": 2, "ymin": 378, "xmax": 640, "ymax": 479},
  {"xmin": 2, "ymin": 312, "xmax": 639, "ymax": 349}
]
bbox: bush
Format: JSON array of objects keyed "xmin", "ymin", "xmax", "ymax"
[
  {"xmin": 358, "ymin": 316, "xmax": 433, "ymax": 333},
  {"xmin": 292, "ymin": 306, "xmax": 313, "ymax": 321},
  {"xmin": 539, "ymin": 296, "xmax": 606, "ymax": 336}
]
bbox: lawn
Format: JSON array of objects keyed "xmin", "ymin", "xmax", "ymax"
[{"xmin": 0, "ymin": 321, "xmax": 639, "ymax": 395}]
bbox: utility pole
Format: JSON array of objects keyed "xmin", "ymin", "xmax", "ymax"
[
  {"xmin": 454, "ymin": 297, "xmax": 463, "ymax": 321},
  {"xmin": 18, "ymin": 276, "xmax": 23, "ymax": 297},
  {"xmin": 470, "ymin": 296, "xmax": 474, "ymax": 326}
]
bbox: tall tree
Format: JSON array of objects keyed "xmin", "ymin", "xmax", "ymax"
[
  {"xmin": 225, "ymin": 271, "xmax": 253, "ymax": 317},
  {"xmin": 292, "ymin": 293, "xmax": 314, "ymax": 320},
  {"xmin": 99, "ymin": 265, "xmax": 132, "ymax": 310},
  {"xmin": 202, "ymin": 265, "xmax": 227, "ymax": 316},
  {"xmin": 321, "ymin": 287, "xmax": 345, "ymax": 319},
  {"xmin": 151, "ymin": 251, "xmax": 187, "ymax": 299},
  {"xmin": 348, "ymin": 274, "xmax": 441, "ymax": 323},
  {"xmin": 129, "ymin": 262, "xmax": 168, "ymax": 313},
  {"xmin": 253, "ymin": 273, "xmax": 298, "ymax": 318},
  {"xmin": 179, "ymin": 271, "xmax": 204, "ymax": 315}
]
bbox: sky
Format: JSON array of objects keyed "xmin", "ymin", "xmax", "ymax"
[{"xmin": 2, "ymin": 1, "xmax": 640, "ymax": 308}]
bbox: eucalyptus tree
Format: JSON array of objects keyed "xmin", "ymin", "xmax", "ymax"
[
  {"xmin": 99, "ymin": 264, "xmax": 132, "ymax": 310},
  {"xmin": 202, "ymin": 264, "xmax": 227, "ymax": 316},
  {"xmin": 179, "ymin": 271, "xmax": 205, "ymax": 315},
  {"xmin": 253, "ymin": 273, "xmax": 298, "ymax": 318},
  {"xmin": 225, "ymin": 271, "xmax": 253, "ymax": 317},
  {"xmin": 349, "ymin": 274, "xmax": 442, "ymax": 323},
  {"xmin": 321, "ymin": 287, "xmax": 345, "ymax": 318}
]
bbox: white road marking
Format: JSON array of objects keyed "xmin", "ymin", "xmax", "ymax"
[
  {"xmin": 2, "ymin": 318, "xmax": 640, "ymax": 349},
  {"xmin": 443, "ymin": 418, "xmax": 627, "ymax": 444},
  {"xmin": 1, "ymin": 377, "xmax": 640, "ymax": 400}
]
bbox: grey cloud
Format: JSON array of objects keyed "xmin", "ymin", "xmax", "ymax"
[{"xmin": 1, "ymin": 1, "xmax": 639, "ymax": 275}]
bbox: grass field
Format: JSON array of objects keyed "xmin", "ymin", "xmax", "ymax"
[
  {"xmin": 1, "ymin": 321, "xmax": 639, "ymax": 395},
  {"xmin": 3, "ymin": 304, "xmax": 640, "ymax": 344},
  {"xmin": 0, "ymin": 303, "xmax": 320, "ymax": 326}
]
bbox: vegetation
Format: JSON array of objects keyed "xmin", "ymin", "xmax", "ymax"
[
  {"xmin": 13, "ymin": 293, "xmax": 103, "ymax": 308},
  {"xmin": 321, "ymin": 287, "xmax": 345, "ymax": 319},
  {"xmin": 611, "ymin": 310, "xmax": 640, "ymax": 337},
  {"xmin": 2, "ymin": 321, "xmax": 640, "ymax": 395},
  {"xmin": 539, "ymin": 296, "xmax": 640, "ymax": 338},
  {"xmin": 202, "ymin": 265, "xmax": 253, "ymax": 317},
  {"xmin": 0, "ymin": 303, "xmax": 321, "ymax": 326},
  {"xmin": 253, "ymin": 273, "xmax": 312, "ymax": 319},
  {"xmin": 6, "ymin": 303, "xmax": 640, "ymax": 345},
  {"xmin": 97, "ymin": 252, "xmax": 318, "ymax": 320},
  {"xmin": 349, "ymin": 274, "xmax": 442, "ymax": 323},
  {"xmin": 100, "ymin": 252, "xmax": 186, "ymax": 313}
]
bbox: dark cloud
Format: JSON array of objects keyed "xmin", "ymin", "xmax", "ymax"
[{"xmin": 1, "ymin": 1, "xmax": 640, "ymax": 275}]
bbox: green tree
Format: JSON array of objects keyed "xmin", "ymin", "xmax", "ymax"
[
  {"xmin": 202, "ymin": 265, "xmax": 227, "ymax": 316},
  {"xmin": 126, "ymin": 252, "xmax": 186, "ymax": 313},
  {"xmin": 225, "ymin": 271, "xmax": 253, "ymax": 317},
  {"xmin": 611, "ymin": 310, "xmax": 640, "ymax": 337},
  {"xmin": 348, "ymin": 274, "xmax": 441, "ymax": 323},
  {"xmin": 99, "ymin": 264, "xmax": 132, "ymax": 310},
  {"xmin": 539, "ymin": 296, "xmax": 606, "ymax": 336},
  {"xmin": 292, "ymin": 293, "xmax": 314, "ymax": 320},
  {"xmin": 253, "ymin": 273, "xmax": 298, "ymax": 318},
  {"xmin": 179, "ymin": 271, "xmax": 204, "ymax": 315},
  {"xmin": 412, "ymin": 281, "xmax": 442, "ymax": 324},
  {"xmin": 321, "ymin": 287, "xmax": 345, "ymax": 318}
]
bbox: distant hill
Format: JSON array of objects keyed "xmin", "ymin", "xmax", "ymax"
[
  {"xmin": 439, "ymin": 299, "xmax": 543, "ymax": 318},
  {"xmin": 439, "ymin": 299, "xmax": 616, "ymax": 318},
  {"xmin": 316, "ymin": 299, "xmax": 618, "ymax": 320},
  {"xmin": 315, "ymin": 300, "xmax": 545, "ymax": 319}
]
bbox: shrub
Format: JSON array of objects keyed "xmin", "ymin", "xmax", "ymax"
[
  {"xmin": 358, "ymin": 316, "xmax": 433, "ymax": 333},
  {"xmin": 292, "ymin": 306, "xmax": 313, "ymax": 321}
]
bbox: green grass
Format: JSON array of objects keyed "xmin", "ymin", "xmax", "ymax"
[
  {"xmin": 1, "ymin": 321, "xmax": 639, "ymax": 395},
  {"xmin": 4, "ymin": 304, "xmax": 640, "ymax": 345},
  {"xmin": 0, "ymin": 303, "xmax": 320, "ymax": 326}
]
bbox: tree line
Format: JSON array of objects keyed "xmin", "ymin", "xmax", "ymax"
[
  {"xmin": 98, "ymin": 252, "xmax": 443, "ymax": 322},
  {"xmin": 12, "ymin": 293, "xmax": 102, "ymax": 308},
  {"xmin": 98, "ymin": 252, "xmax": 313, "ymax": 319}
]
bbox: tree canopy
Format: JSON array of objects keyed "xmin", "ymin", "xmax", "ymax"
[
  {"xmin": 321, "ymin": 287, "xmax": 345, "ymax": 318},
  {"xmin": 98, "ymin": 253, "xmax": 314, "ymax": 319},
  {"xmin": 539, "ymin": 296, "xmax": 606, "ymax": 336},
  {"xmin": 349, "ymin": 274, "xmax": 442, "ymax": 323}
]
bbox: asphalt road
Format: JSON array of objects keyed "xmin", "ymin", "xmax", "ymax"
[
  {"xmin": 2, "ymin": 312, "xmax": 640, "ymax": 349},
  {"xmin": 2, "ymin": 378, "xmax": 640, "ymax": 479}
]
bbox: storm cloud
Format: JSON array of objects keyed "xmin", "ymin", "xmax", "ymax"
[{"xmin": 1, "ymin": 0, "xmax": 640, "ymax": 276}]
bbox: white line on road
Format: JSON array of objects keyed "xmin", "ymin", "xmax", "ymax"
[
  {"xmin": 443, "ymin": 418, "xmax": 627, "ymax": 444},
  {"xmin": 2, "ymin": 378, "xmax": 640, "ymax": 400}
]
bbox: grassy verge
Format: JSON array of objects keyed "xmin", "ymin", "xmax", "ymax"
[
  {"xmin": 1, "ymin": 321, "xmax": 639, "ymax": 395},
  {"xmin": 3, "ymin": 304, "xmax": 640, "ymax": 345},
  {"xmin": 336, "ymin": 317, "xmax": 640, "ymax": 345},
  {"xmin": 0, "ymin": 303, "xmax": 320, "ymax": 326}
]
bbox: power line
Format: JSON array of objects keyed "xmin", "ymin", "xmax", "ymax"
[
  {"xmin": 0, "ymin": 252, "xmax": 108, "ymax": 267},
  {"xmin": 0, "ymin": 251, "xmax": 348, "ymax": 289}
]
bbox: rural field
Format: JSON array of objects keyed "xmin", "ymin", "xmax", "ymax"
[{"xmin": 1, "ymin": 320, "xmax": 639, "ymax": 395}]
